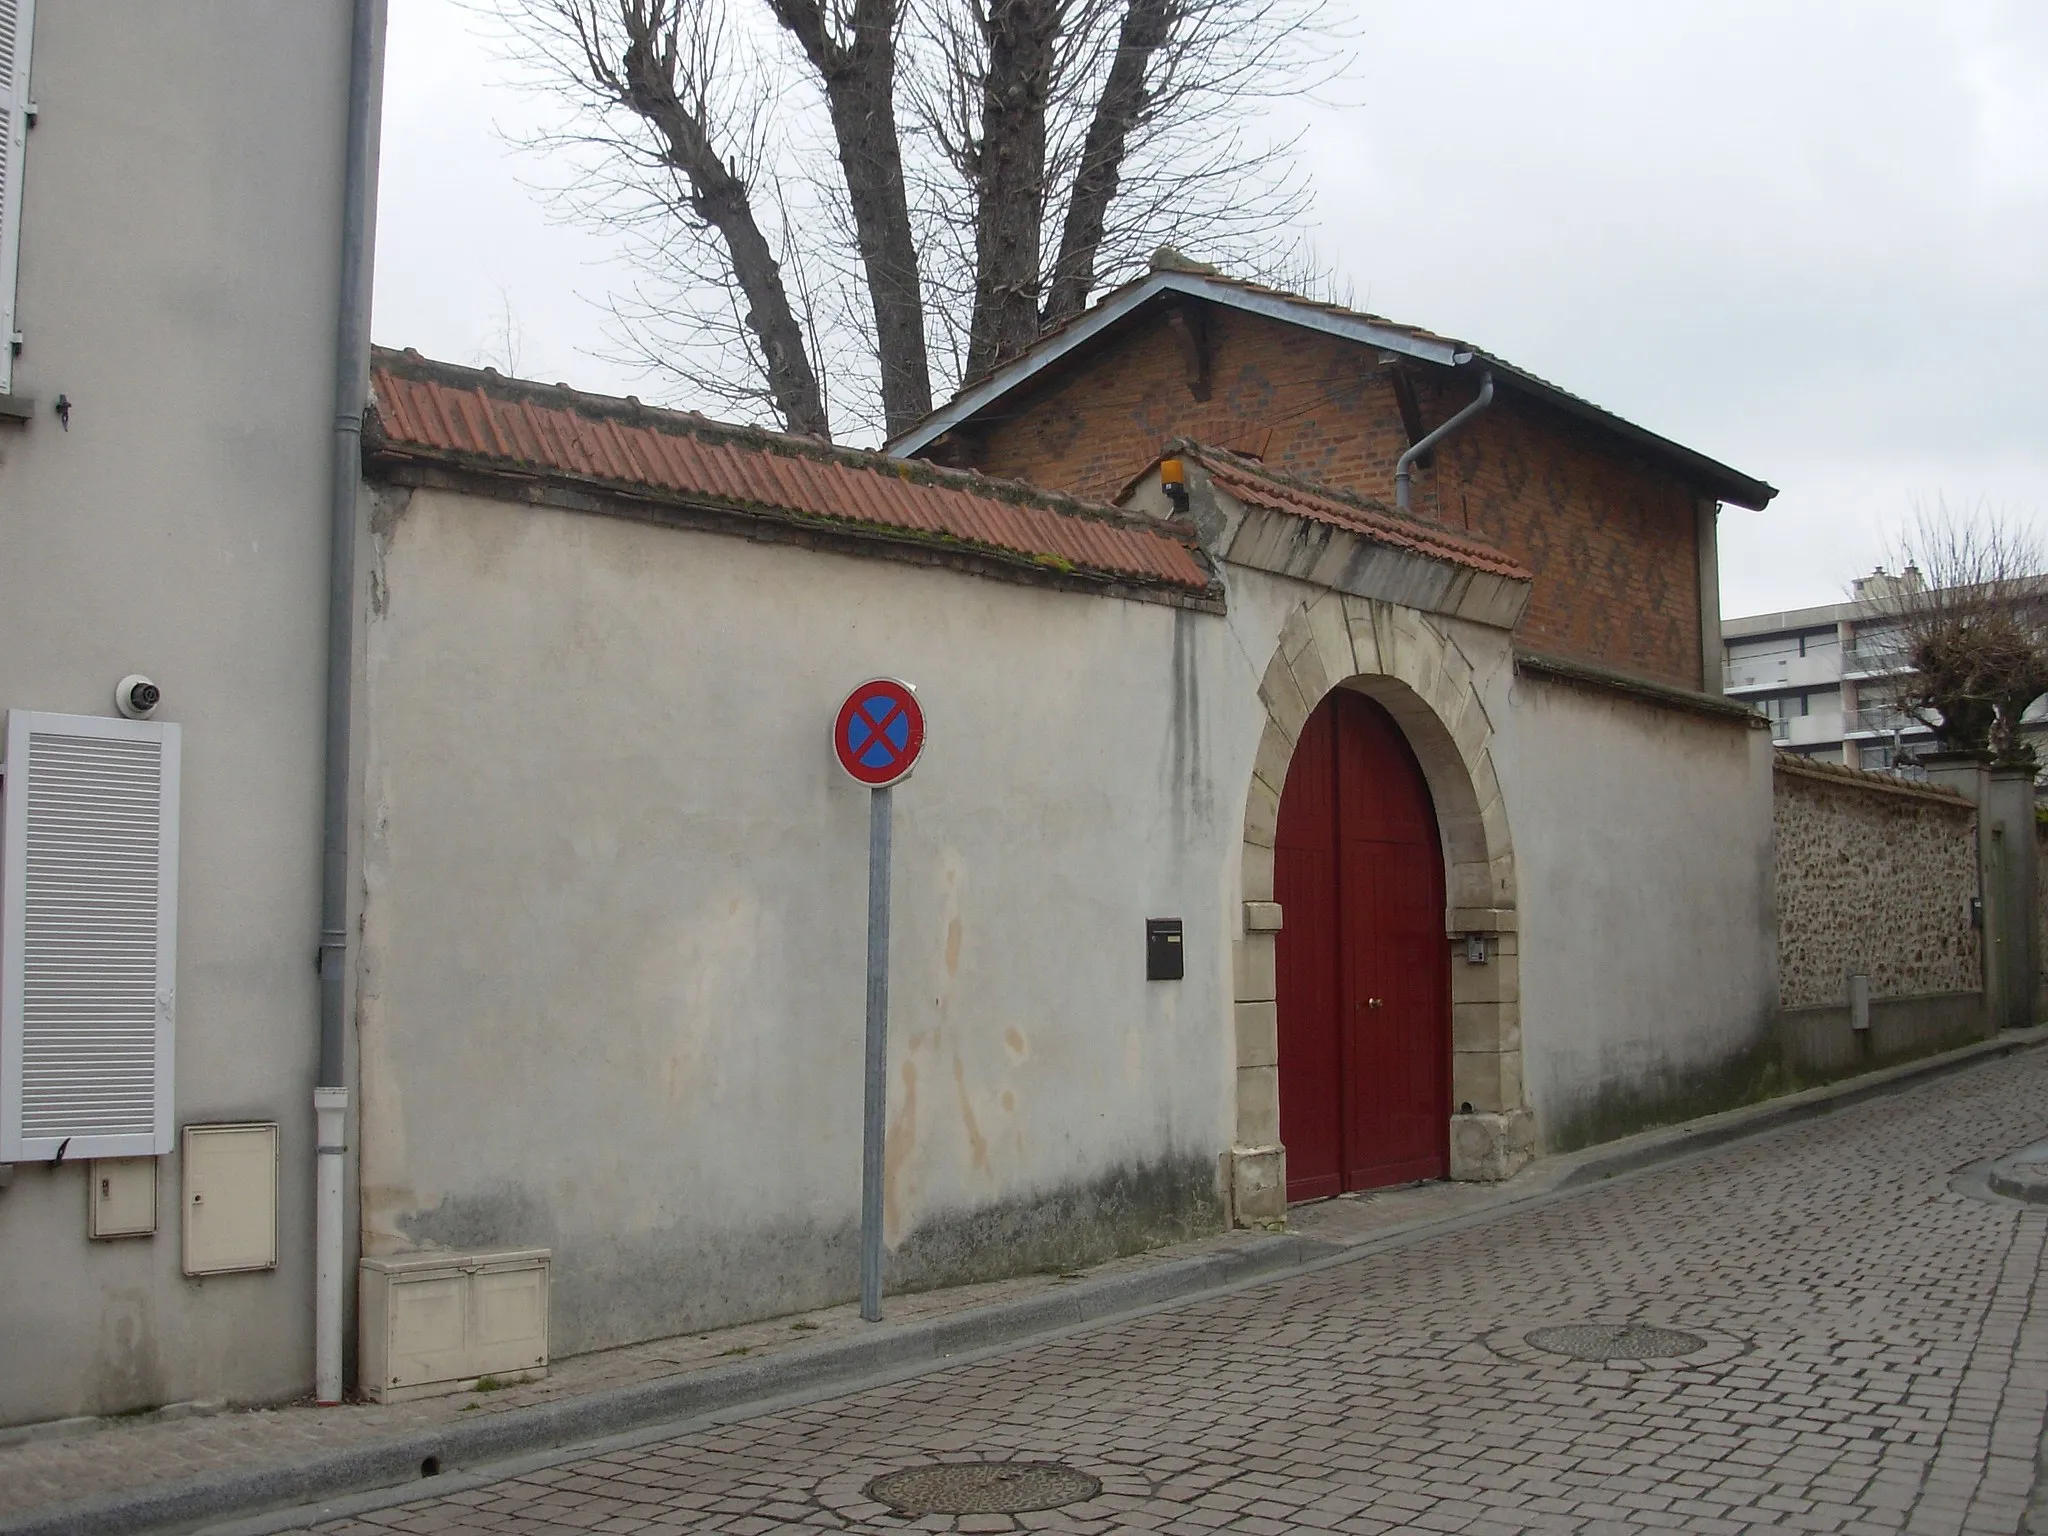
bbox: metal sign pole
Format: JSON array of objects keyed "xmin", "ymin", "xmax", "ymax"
[
  {"xmin": 859, "ymin": 783, "xmax": 893, "ymax": 1322},
  {"xmin": 835, "ymin": 676, "xmax": 920, "ymax": 1324}
]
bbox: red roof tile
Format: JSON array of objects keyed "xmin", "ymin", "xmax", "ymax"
[
  {"xmin": 366, "ymin": 349, "xmax": 1218, "ymax": 600},
  {"xmin": 1160, "ymin": 444, "xmax": 1532, "ymax": 582}
]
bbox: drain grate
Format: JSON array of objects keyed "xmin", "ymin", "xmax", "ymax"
[
  {"xmin": 1526, "ymin": 1323, "xmax": 1707, "ymax": 1361},
  {"xmin": 864, "ymin": 1461, "xmax": 1100, "ymax": 1515}
]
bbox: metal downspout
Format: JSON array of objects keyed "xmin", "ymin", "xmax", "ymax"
[
  {"xmin": 317, "ymin": 0, "xmax": 386, "ymax": 1408},
  {"xmin": 1394, "ymin": 371, "xmax": 1495, "ymax": 513}
]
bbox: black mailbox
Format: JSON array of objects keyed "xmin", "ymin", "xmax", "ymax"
[{"xmin": 1146, "ymin": 919, "xmax": 1184, "ymax": 981}]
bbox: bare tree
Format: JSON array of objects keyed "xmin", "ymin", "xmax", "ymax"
[
  {"xmin": 475, "ymin": 285, "xmax": 527, "ymax": 376},
  {"xmin": 1863, "ymin": 506, "xmax": 2048, "ymax": 764},
  {"xmin": 483, "ymin": 0, "xmax": 1341, "ymax": 441}
]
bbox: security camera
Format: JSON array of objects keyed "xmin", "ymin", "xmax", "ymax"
[{"xmin": 115, "ymin": 675, "xmax": 161, "ymax": 720}]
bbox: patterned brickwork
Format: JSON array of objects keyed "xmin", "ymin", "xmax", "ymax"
[
  {"xmin": 956, "ymin": 307, "xmax": 1706, "ymax": 688},
  {"xmin": 1775, "ymin": 756, "xmax": 1981, "ymax": 1010}
]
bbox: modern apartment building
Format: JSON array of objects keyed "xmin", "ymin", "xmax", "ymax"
[{"xmin": 1722, "ymin": 570, "xmax": 2048, "ymax": 772}]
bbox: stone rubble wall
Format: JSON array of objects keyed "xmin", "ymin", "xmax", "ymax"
[{"xmin": 1774, "ymin": 755, "xmax": 1980, "ymax": 1010}]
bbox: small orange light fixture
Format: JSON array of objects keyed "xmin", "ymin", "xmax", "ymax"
[{"xmin": 1160, "ymin": 458, "xmax": 1185, "ymax": 487}]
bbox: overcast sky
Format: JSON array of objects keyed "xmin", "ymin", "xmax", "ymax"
[{"xmin": 373, "ymin": 0, "xmax": 2048, "ymax": 619}]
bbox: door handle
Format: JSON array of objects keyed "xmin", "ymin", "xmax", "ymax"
[{"xmin": 1368, "ymin": 998, "xmax": 1384, "ymax": 1010}]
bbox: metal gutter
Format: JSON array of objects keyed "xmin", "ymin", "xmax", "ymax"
[
  {"xmin": 1395, "ymin": 371, "xmax": 1493, "ymax": 513},
  {"xmin": 315, "ymin": 0, "xmax": 386, "ymax": 1409}
]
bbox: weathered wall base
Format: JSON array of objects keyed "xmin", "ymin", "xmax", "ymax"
[
  {"xmin": 398, "ymin": 1156, "xmax": 1219, "ymax": 1358},
  {"xmin": 1542, "ymin": 1033, "xmax": 1788, "ymax": 1154},
  {"xmin": 1542, "ymin": 991, "xmax": 1991, "ymax": 1156},
  {"xmin": 1777, "ymin": 992, "xmax": 1986, "ymax": 1080},
  {"xmin": 889, "ymin": 1153, "xmax": 1223, "ymax": 1294}
]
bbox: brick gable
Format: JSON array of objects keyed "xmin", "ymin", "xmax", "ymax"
[{"xmin": 940, "ymin": 306, "xmax": 1707, "ymax": 689}]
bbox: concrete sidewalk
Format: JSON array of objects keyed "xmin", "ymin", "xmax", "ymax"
[{"xmin": 4, "ymin": 1027, "xmax": 2042, "ymax": 1536}]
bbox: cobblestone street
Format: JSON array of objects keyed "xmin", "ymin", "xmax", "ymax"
[{"xmin": 277, "ymin": 1051, "xmax": 2048, "ymax": 1536}]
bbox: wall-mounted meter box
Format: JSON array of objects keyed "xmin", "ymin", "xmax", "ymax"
[
  {"xmin": 181, "ymin": 1123, "xmax": 277, "ymax": 1275},
  {"xmin": 90, "ymin": 1157, "xmax": 157, "ymax": 1239}
]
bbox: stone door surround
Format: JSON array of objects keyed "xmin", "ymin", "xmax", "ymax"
[{"xmin": 1229, "ymin": 593, "xmax": 1532, "ymax": 1226}]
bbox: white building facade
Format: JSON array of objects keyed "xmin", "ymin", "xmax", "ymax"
[{"xmin": 0, "ymin": 2, "xmax": 381, "ymax": 1425}]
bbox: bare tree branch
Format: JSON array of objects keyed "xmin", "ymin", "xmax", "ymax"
[
  {"xmin": 482, "ymin": 0, "xmax": 1350, "ymax": 439},
  {"xmin": 1864, "ymin": 503, "xmax": 2048, "ymax": 765},
  {"xmin": 1041, "ymin": 0, "xmax": 1173, "ymax": 329},
  {"xmin": 557, "ymin": 0, "xmax": 832, "ymax": 436},
  {"xmin": 766, "ymin": 0, "xmax": 934, "ymax": 435},
  {"xmin": 962, "ymin": 0, "xmax": 1062, "ymax": 379}
]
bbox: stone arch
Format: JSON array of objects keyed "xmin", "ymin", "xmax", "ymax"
[{"xmin": 1228, "ymin": 592, "xmax": 1530, "ymax": 1227}]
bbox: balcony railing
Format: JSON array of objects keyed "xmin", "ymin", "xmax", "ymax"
[
  {"xmin": 1846, "ymin": 705, "xmax": 1929, "ymax": 737},
  {"xmin": 1840, "ymin": 640, "xmax": 1912, "ymax": 677}
]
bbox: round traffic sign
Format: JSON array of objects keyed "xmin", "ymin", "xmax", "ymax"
[{"xmin": 834, "ymin": 678, "xmax": 926, "ymax": 787}]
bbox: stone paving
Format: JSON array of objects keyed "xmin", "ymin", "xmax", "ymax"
[
  {"xmin": 0, "ymin": 1229, "xmax": 1294, "ymax": 1522},
  {"xmin": 290, "ymin": 1050, "xmax": 2048, "ymax": 1536},
  {"xmin": 0, "ymin": 1112, "xmax": 1543, "ymax": 1524}
]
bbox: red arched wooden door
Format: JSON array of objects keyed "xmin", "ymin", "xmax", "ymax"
[{"xmin": 1275, "ymin": 689, "xmax": 1449, "ymax": 1200}]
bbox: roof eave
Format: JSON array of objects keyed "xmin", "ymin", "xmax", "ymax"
[
  {"xmin": 1476, "ymin": 356, "xmax": 1778, "ymax": 511},
  {"xmin": 885, "ymin": 273, "xmax": 1778, "ymax": 511},
  {"xmin": 883, "ymin": 271, "xmax": 1466, "ymax": 460}
]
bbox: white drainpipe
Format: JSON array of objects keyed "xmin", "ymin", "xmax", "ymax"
[{"xmin": 315, "ymin": 0, "xmax": 386, "ymax": 1407}]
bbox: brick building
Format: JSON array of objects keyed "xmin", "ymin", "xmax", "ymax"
[{"xmin": 889, "ymin": 254, "xmax": 1776, "ymax": 695}]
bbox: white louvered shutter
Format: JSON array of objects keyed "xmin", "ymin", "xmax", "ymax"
[
  {"xmin": 0, "ymin": 0, "xmax": 33, "ymax": 394},
  {"xmin": 2, "ymin": 712, "xmax": 181, "ymax": 1160}
]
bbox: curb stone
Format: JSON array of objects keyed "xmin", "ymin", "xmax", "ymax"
[{"xmin": 7, "ymin": 1026, "xmax": 2044, "ymax": 1536}]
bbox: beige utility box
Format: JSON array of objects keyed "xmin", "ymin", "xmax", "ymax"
[
  {"xmin": 359, "ymin": 1249, "xmax": 550, "ymax": 1402},
  {"xmin": 182, "ymin": 1124, "xmax": 278, "ymax": 1274},
  {"xmin": 90, "ymin": 1157, "xmax": 158, "ymax": 1239}
]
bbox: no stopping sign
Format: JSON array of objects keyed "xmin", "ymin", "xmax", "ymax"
[{"xmin": 834, "ymin": 678, "xmax": 926, "ymax": 788}]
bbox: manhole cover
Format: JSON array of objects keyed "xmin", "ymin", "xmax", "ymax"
[
  {"xmin": 1526, "ymin": 1323, "xmax": 1707, "ymax": 1361},
  {"xmin": 864, "ymin": 1461, "xmax": 1100, "ymax": 1515}
]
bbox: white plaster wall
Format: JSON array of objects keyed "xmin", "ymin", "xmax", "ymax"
[
  {"xmin": 358, "ymin": 489, "xmax": 1265, "ymax": 1353},
  {"xmin": 0, "ymin": 7, "xmax": 353, "ymax": 1422},
  {"xmin": 1496, "ymin": 676, "xmax": 1778, "ymax": 1147},
  {"xmin": 1173, "ymin": 554, "xmax": 1779, "ymax": 1162},
  {"xmin": 355, "ymin": 485, "xmax": 1783, "ymax": 1355}
]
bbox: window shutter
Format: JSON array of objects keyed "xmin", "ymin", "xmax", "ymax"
[
  {"xmin": 2, "ymin": 712, "xmax": 181, "ymax": 1161},
  {"xmin": 0, "ymin": 0, "xmax": 34, "ymax": 394}
]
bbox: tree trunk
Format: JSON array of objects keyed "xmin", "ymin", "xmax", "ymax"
[
  {"xmin": 1043, "ymin": 0, "xmax": 1175, "ymax": 329},
  {"xmin": 964, "ymin": 0, "xmax": 1060, "ymax": 383},
  {"xmin": 769, "ymin": 0, "xmax": 934, "ymax": 439},
  {"xmin": 619, "ymin": 17, "xmax": 831, "ymax": 438}
]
